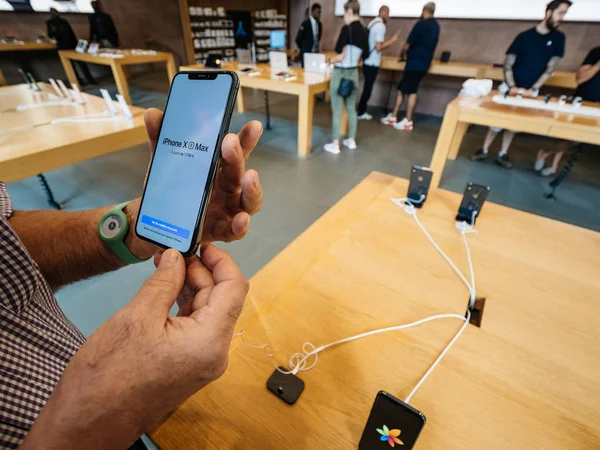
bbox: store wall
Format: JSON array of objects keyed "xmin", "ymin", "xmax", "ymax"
[{"xmin": 290, "ymin": 0, "xmax": 600, "ymax": 116}]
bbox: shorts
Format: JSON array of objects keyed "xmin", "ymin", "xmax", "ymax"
[{"xmin": 398, "ymin": 71, "xmax": 426, "ymax": 94}]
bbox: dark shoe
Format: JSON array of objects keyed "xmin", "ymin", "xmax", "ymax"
[
  {"xmin": 494, "ymin": 153, "xmax": 513, "ymax": 169},
  {"xmin": 470, "ymin": 149, "xmax": 488, "ymax": 161}
]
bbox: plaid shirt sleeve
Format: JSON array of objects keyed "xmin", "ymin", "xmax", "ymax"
[{"xmin": 0, "ymin": 182, "xmax": 12, "ymax": 220}]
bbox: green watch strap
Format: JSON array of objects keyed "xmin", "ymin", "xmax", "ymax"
[{"xmin": 98, "ymin": 201, "xmax": 149, "ymax": 265}]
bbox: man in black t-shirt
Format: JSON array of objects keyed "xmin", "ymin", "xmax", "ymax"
[
  {"xmin": 89, "ymin": 0, "xmax": 119, "ymax": 48},
  {"xmin": 534, "ymin": 46, "xmax": 600, "ymax": 176},
  {"xmin": 471, "ymin": 0, "xmax": 571, "ymax": 169}
]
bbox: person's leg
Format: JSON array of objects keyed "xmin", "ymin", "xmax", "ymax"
[
  {"xmin": 344, "ymin": 68, "xmax": 359, "ymax": 142},
  {"xmin": 406, "ymin": 93, "xmax": 417, "ymax": 122},
  {"xmin": 538, "ymin": 140, "xmax": 572, "ymax": 175},
  {"xmin": 391, "ymin": 90, "xmax": 404, "ymax": 117},
  {"xmin": 498, "ymin": 130, "xmax": 515, "ymax": 156},
  {"xmin": 471, "ymin": 127, "xmax": 499, "ymax": 161},
  {"xmin": 326, "ymin": 70, "xmax": 343, "ymax": 153},
  {"xmin": 358, "ymin": 65, "xmax": 378, "ymax": 117}
]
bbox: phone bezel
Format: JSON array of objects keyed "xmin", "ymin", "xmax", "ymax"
[{"xmin": 134, "ymin": 70, "xmax": 240, "ymax": 257}]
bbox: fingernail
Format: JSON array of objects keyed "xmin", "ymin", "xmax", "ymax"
[{"xmin": 159, "ymin": 249, "xmax": 178, "ymax": 268}]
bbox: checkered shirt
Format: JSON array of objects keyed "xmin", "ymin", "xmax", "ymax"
[{"xmin": 0, "ymin": 182, "xmax": 86, "ymax": 448}]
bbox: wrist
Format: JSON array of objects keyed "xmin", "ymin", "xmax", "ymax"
[{"xmin": 123, "ymin": 198, "xmax": 157, "ymax": 260}]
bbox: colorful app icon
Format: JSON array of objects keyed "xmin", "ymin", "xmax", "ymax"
[{"xmin": 377, "ymin": 425, "xmax": 404, "ymax": 447}]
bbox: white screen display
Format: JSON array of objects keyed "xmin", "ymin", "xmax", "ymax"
[
  {"xmin": 0, "ymin": 0, "xmax": 93, "ymax": 13},
  {"xmin": 334, "ymin": 0, "xmax": 600, "ymax": 22}
]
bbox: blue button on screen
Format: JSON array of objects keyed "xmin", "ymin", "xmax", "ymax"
[{"xmin": 141, "ymin": 215, "xmax": 191, "ymax": 239}]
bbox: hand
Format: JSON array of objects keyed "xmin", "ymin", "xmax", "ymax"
[
  {"xmin": 125, "ymin": 109, "xmax": 265, "ymax": 259},
  {"xmin": 391, "ymin": 30, "xmax": 401, "ymax": 43},
  {"xmin": 21, "ymin": 246, "xmax": 248, "ymax": 450},
  {"xmin": 509, "ymin": 87, "xmax": 520, "ymax": 95},
  {"xmin": 524, "ymin": 88, "xmax": 536, "ymax": 97}
]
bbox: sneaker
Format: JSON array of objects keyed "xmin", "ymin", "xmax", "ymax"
[
  {"xmin": 358, "ymin": 112, "xmax": 373, "ymax": 120},
  {"xmin": 343, "ymin": 138, "xmax": 357, "ymax": 150},
  {"xmin": 380, "ymin": 114, "xmax": 397, "ymax": 126},
  {"xmin": 540, "ymin": 167, "xmax": 556, "ymax": 177},
  {"xmin": 324, "ymin": 142, "xmax": 341, "ymax": 154},
  {"xmin": 393, "ymin": 118, "xmax": 414, "ymax": 131},
  {"xmin": 470, "ymin": 149, "xmax": 488, "ymax": 161},
  {"xmin": 494, "ymin": 153, "xmax": 513, "ymax": 169},
  {"xmin": 534, "ymin": 150, "xmax": 545, "ymax": 172}
]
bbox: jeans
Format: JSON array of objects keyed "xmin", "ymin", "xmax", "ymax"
[
  {"xmin": 330, "ymin": 67, "xmax": 359, "ymax": 141},
  {"xmin": 357, "ymin": 64, "xmax": 379, "ymax": 116}
]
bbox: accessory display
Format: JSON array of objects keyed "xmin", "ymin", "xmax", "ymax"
[{"xmin": 98, "ymin": 202, "xmax": 149, "ymax": 265}]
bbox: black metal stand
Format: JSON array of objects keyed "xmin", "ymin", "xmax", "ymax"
[
  {"xmin": 545, "ymin": 144, "xmax": 584, "ymax": 201},
  {"xmin": 264, "ymin": 91, "xmax": 272, "ymax": 130},
  {"xmin": 37, "ymin": 174, "xmax": 62, "ymax": 210}
]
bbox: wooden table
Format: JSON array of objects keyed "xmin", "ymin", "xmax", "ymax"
[
  {"xmin": 0, "ymin": 83, "xmax": 147, "ymax": 205},
  {"xmin": 0, "ymin": 42, "xmax": 56, "ymax": 52},
  {"xmin": 181, "ymin": 62, "xmax": 331, "ymax": 157},
  {"xmin": 151, "ymin": 172, "xmax": 600, "ymax": 449},
  {"xmin": 429, "ymin": 92, "xmax": 600, "ymax": 188},
  {"xmin": 0, "ymin": 83, "xmax": 55, "ymax": 111},
  {"xmin": 59, "ymin": 49, "xmax": 178, "ymax": 105}
]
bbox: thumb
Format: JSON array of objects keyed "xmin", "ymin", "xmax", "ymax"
[
  {"xmin": 133, "ymin": 248, "xmax": 185, "ymax": 317},
  {"xmin": 144, "ymin": 107, "xmax": 164, "ymax": 152}
]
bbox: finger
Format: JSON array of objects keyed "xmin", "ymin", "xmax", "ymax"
[
  {"xmin": 240, "ymin": 169, "xmax": 263, "ymax": 214},
  {"xmin": 185, "ymin": 255, "xmax": 218, "ymax": 312},
  {"xmin": 134, "ymin": 248, "xmax": 185, "ymax": 318},
  {"xmin": 144, "ymin": 108, "xmax": 164, "ymax": 152},
  {"xmin": 230, "ymin": 212, "xmax": 250, "ymax": 238},
  {"xmin": 238, "ymin": 120, "xmax": 263, "ymax": 160},
  {"xmin": 191, "ymin": 245, "xmax": 249, "ymax": 335},
  {"xmin": 219, "ymin": 133, "xmax": 245, "ymax": 192}
]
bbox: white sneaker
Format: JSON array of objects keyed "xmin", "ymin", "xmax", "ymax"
[
  {"xmin": 380, "ymin": 114, "xmax": 397, "ymax": 126},
  {"xmin": 540, "ymin": 167, "xmax": 556, "ymax": 177},
  {"xmin": 358, "ymin": 112, "xmax": 373, "ymax": 120},
  {"xmin": 343, "ymin": 138, "xmax": 357, "ymax": 150},
  {"xmin": 393, "ymin": 118, "xmax": 414, "ymax": 131},
  {"xmin": 324, "ymin": 142, "xmax": 341, "ymax": 154},
  {"xmin": 534, "ymin": 150, "xmax": 545, "ymax": 172}
]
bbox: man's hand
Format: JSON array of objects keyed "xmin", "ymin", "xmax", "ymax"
[
  {"xmin": 125, "ymin": 109, "xmax": 265, "ymax": 259},
  {"xmin": 509, "ymin": 87, "xmax": 520, "ymax": 95},
  {"xmin": 391, "ymin": 30, "xmax": 401, "ymax": 43},
  {"xmin": 21, "ymin": 246, "xmax": 248, "ymax": 450}
]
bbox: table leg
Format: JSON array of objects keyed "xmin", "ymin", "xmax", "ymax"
[
  {"xmin": 111, "ymin": 61, "xmax": 132, "ymax": 105},
  {"xmin": 236, "ymin": 87, "xmax": 246, "ymax": 113},
  {"xmin": 447, "ymin": 122, "xmax": 469, "ymax": 160},
  {"xmin": 298, "ymin": 89, "xmax": 315, "ymax": 157},
  {"xmin": 166, "ymin": 54, "xmax": 178, "ymax": 84},
  {"xmin": 430, "ymin": 104, "xmax": 461, "ymax": 189},
  {"xmin": 59, "ymin": 53, "xmax": 80, "ymax": 90},
  {"xmin": 0, "ymin": 69, "xmax": 6, "ymax": 87}
]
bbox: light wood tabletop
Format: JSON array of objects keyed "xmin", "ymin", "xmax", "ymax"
[
  {"xmin": 151, "ymin": 171, "xmax": 600, "ymax": 449},
  {"xmin": 429, "ymin": 92, "xmax": 600, "ymax": 188},
  {"xmin": 0, "ymin": 42, "xmax": 57, "ymax": 52},
  {"xmin": 0, "ymin": 83, "xmax": 147, "ymax": 184},
  {"xmin": 59, "ymin": 49, "xmax": 178, "ymax": 105},
  {"xmin": 181, "ymin": 61, "xmax": 332, "ymax": 157},
  {"xmin": 0, "ymin": 83, "xmax": 56, "ymax": 111}
]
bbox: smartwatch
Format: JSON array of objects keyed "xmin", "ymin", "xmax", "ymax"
[{"xmin": 98, "ymin": 202, "xmax": 149, "ymax": 265}]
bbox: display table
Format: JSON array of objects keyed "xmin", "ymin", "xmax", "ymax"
[
  {"xmin": 0, "ymin": 42, "xmax": 56, "ymax": 52},
  {"xmin": 58, "ymin": 49, "xmax": 178, "ymax": 104},
  {"xmin": 150, "ymin": 172, "xmax": 600, "ymax": 449},
  {"xmin": 181, "ymin": 62, "xmax": 331, "ymax": 157},
  {"xmin": 429, "ymin": 92, "xmax": 600, "ymax": 188},
  {"xmin": 0, "ymin": 83, "xmax": 147, "ymax": 206}
]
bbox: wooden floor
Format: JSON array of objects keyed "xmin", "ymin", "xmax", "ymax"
[{"xmin": 152, "ymin": 172, "xmax": 600, "ymax": 449}]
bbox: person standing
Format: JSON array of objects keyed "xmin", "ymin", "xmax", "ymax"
[
  {"xmin": 357, "ymin": 6, "xmax": 400, "ymax": 120},
  {"xmin": 295, "ymin": 3, "xmax": 322, "ymax": 66},
  {"xmin": 381, "ymin": 2, "xmax": 439, "ymax": 131},
  {"xmin": 471, "ymin": 0, "xmax": 571, "ymax": 169},
  {"xmin": 89, "ymin": 0, "xmax": 119, "ymax": 48},
  {"xmin": 324, "ymin": 1, "xmax": 369, "ymax": 155},
  {"xmin": 46, "ymin": 8, "xmax": 97, "ymax": 85},
  {"xmin": 534, "ymin": 46, "xmax": 600, "ymax": 176}
]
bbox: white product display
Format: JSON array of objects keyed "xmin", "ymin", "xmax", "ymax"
[
  {"xmin": 269, "ymin": 51, "xmax": 288, "ymax": 72},
  {"xmin": 56, "ymin": 79, "xmax": 72, "ymax": 100},
  {"xmin": 492, "ymin": 94, "xmax": 600, "ymax": 119},
  {"xmin": 70, "ymin": 83, "xmax": 86, "ymax": 104},
  {"xmin": 75, "ymin": 39, "xmax": 88, "ymax": 53},
  {"xmin": 116, "ymin": 94, "xmax": 133, "ymax": 119},
  {"xmin": 49, "ymin": 78, "xmax": 64, "ymax": 97},
  {"xmin": 100, "ymin": 89, "xmax": 118, "ymax": 115},
  {"xmin": 87, "ymin": 42, "xmax": 99, "ymax": 54}
]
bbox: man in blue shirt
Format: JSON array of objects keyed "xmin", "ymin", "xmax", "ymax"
[
  {"xmin": 381, "ymin": 2, "xmax": 439, "ymax": 131},
  {"xmin": 471, "ymin": 0, "xmax": 571, "ymax": 169}
]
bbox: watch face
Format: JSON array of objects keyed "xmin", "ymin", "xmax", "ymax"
[{"xmin": 101, "ymin": 214, "xmax": 123, "ymax": 238}]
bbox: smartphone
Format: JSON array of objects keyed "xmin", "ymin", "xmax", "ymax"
[
  {"xmin": 407, "ymin": 165, "xmax": 433, "ymax": 208},
  {"xmin": 455, "ymin": 182, "xmax": 491, "ymax": 225},
  {"xmin": 135, "ymin": 71, "xmax": 239, "ymax": 256},
  {"xmin": 358, "ymin": 391, "xmax": 426, "ymax": 450}
]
